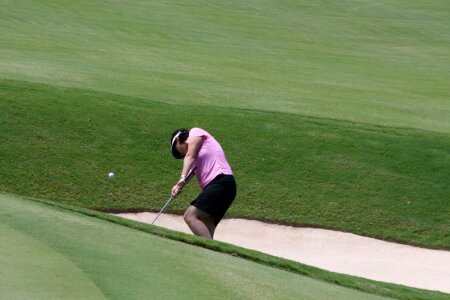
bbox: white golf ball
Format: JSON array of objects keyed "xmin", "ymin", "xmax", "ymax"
[{"xmin": 108, "ymin": 172, "xmax": 115, "ymax": 178}]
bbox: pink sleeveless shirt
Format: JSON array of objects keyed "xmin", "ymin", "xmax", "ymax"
[{"xmin": 188, "ymin": 128, "xmax": 233, "ymax": 189}]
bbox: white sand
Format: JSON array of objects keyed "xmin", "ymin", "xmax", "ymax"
[{"xmin": 114, "ymin": 212, "xmax": 450, "ymax": 294}]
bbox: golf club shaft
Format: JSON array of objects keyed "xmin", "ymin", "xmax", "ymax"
[
  {"xmin": 151, "ymin": 196, "xmax": 174, "ymax": 225},
  {"xmin": 151, "ymin": 167, "xmax": 197, "ymax": 225}
]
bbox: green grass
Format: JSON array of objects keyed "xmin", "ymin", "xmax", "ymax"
[
  {"xmin": 0, "ymin": 0, "xmax": 449, "ymax": 133},
  {"xmin": 4, "ymin": 192, "xmax": 449, "ymax": 300},
  {"xmin": 0, "ymin": 192, "xmax": 401, "ymax": 300},
  {"xmin": 0, "ymin": 0, "xmax": 449, "ymax": 298},
  {"xmin": 0, "ymin": 225, "xmax": 106, "ymax": 300},
  {"xmin": 1, "ymin": 79, "xmax": 449, "ymax": 249}
]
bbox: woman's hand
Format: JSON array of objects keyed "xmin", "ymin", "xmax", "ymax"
[{"xmin": 171, "ymin": 178, "xmax": 186, "ymax": 197}]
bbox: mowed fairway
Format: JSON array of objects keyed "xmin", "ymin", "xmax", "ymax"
[
  {"xmin": 0, "ymin": 193, "xmax": 392, "ymax": 300},
  {"xmin": 0, "ymin": 0, "xmax": 449, "ymax": 132}
]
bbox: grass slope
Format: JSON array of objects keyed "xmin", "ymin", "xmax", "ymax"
[
  {"xmin": 0, "ymin": 224, "xmax": 106, "ymax": 300},
  {"xmin": 1, "ymin": 192, "xmax": 400, "ymax": 300},
  {"xmin": 0, "ymin": 0, "xmax": 449, "ymax": 132},
  {"xmin": 1, "ymin": 79, "xmax": 449, "ymax": 249}
]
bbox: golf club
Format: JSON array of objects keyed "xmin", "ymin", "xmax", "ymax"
[{"xmin": 151, "ymin": 167, "xmax": 197, "ymax": 225}]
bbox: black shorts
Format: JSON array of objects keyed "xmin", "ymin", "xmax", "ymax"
[{"xmin": 190, "ymin": 174, "xmax": 236, "ymax": 225}]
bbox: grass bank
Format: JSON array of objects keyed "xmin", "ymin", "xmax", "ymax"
[{"xmin": 1, "ymin": 79, "xmax": 449, "ymax": 249}]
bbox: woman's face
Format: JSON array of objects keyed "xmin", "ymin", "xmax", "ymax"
[{"xmin": 175, "ymin": 139, "xmax": 188, "ymax": 157}]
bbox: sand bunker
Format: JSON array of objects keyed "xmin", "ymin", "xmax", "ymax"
[{"xmin": 114, "ymin": 212, "xmax": 450, "ymax": 294}]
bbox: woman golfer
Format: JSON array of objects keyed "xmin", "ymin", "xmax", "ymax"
[{"xmin": 170, "ymin": 127, "xmax": 236, "ymax": 239}]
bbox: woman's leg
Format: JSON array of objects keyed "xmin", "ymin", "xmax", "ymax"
[{"xmin": 184, "ymin": 205, "xmax": 216, "ymax": 239}]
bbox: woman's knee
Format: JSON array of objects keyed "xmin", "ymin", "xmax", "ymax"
[
  {"xmin": 184, "ymin": 205, "xmax": 212, "ymax": 223},
  {"xmin": 183, "ymin": 207, "xmax": 195, "ymax": 224}
]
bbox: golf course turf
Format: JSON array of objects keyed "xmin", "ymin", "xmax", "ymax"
[
  {"xmin": 1, "ymin": 1, "xmax": 449, "ymax": 132},
  {"xmin": 3, "ymin": 192, "xmax": 449, "ymax": 299},
  {"xmin": 1, "ymin": 0, "xmax": 449, "ymax": 299},
  {"xmin": 1, "ymin": 79, "xmax": 449, "ymax": 249},
  {"xmin": 0, "ymin": 193, "xmax": 395, "ymax": 300}
]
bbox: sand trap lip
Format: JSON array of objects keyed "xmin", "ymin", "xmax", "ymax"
[{"xmin": 114, "ymin": 212, "xmax": 450, "ymax": 294}]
